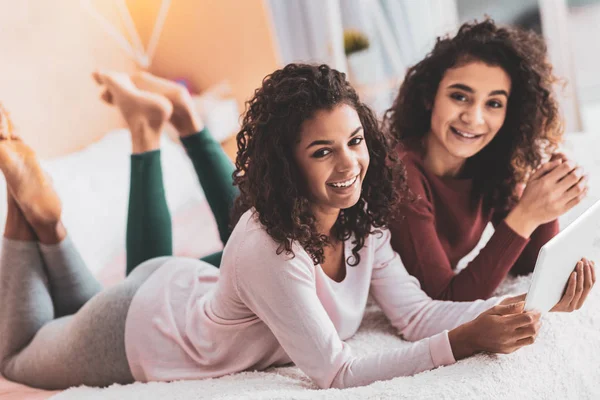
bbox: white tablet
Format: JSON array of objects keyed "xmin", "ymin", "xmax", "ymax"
[{"xmin": 524, "ymin": 199, "xmax": 600, "ymax": 312}]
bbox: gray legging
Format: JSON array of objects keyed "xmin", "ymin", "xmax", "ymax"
[{"xmin": 0, "ymin": 236, "xmax": 168, "ymax": 390}]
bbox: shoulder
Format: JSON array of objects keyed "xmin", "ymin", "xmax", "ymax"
[
  {"xmin": 228, "ymin": 209, "xmax": 315, "ymax": 281},
  {"xmin": 396, "ymin": 149, "xmax": 435, "ymax": 217},
  {"xmin": 400, "ymin": 149, "xmax": 432, "ymax": 199}
]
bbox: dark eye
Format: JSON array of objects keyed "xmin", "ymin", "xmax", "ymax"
[
  {"xmin": 312, "ymin": 148, "xmax": 332, "ymax": 158},
  {"xmin": 349, "ymin": 136, "xmax": 364, "ymax": 146},
  {"xmin": 487, "ymin": 100, "xmax": 504, "ymax": 109},
  {"xmin": 450, "ymin": 92, "xmax": 467, "ymax": 102}
]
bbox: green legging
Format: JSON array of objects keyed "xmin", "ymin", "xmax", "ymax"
[{"xmin": 126, "ymin": 129, "xmax": 238, "ymax": 275}]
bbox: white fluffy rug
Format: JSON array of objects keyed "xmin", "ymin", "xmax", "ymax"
[
  {"xmin": 51, "ymin": 274, "xmax": 600, "ymax": 400},
  {"xmin": 51, "ymin": 133, "xmax": 600, "ymax": 400}
]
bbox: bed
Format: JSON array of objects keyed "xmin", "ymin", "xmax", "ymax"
[{"xmin": 0, "ymin": 130, "xmax": 598, "ymax": 400}]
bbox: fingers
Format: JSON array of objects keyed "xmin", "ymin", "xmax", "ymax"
[
  {"xmin": 513, "ymin": 335, "xmax": 537, "ymax": 349},
  {"xmin": 531, "ymin": 160, "xmax": 562, "ymax": 180},
  {"xmin": 100, "ymin": 90, "xmax": 114, "ymax": 105},
  {"xmin": 562, "ymin": 173, "xmax": 588, "ymax": 201},
  {"xmin": 506, "ymin": 311, "xmax": 541, "ymax": 329},
  {"xmin": 557, "ymin": 166, "xmax": 585, "ymax": 192},
  {"xmin": 551, "ymin": 268, "xmax": 577, "ymax": 312},
  {"xmin": 490, "ymin": 301, "xmax": 525, "ymax": 316},
  {"xmin": 564, "ymin": 186, "xmax": 589, "ymax": 210},
  {"xmin": 564, "ymin": 267, "xmax": 578, "ymax": 302},
  {"xmin": 571, "ymin": 261, "xmax": 585, "ymax": 309},
  {"xmin": 544, "ymin": 160, "xmax": 576, "ymax": 182},
  {"xmin": 552, "ymin": 260, "xmax": 594, "ymax": 312},
  {"xmin": 591, "ymin": 260, "xmax": 597, "ymax": 284},
  {"xmin": 514, "ymin": 318, "xmax": 542, "ymax": 340},
  {"xmin": 92, "ymin": 70, "xmax": 105, "ymax": 85},
  {"xmin": 499, "ymin": 293, "xmax": 527, "ymax": 306},
  {"xmin": 576, "ymin": 258, "xmax": 595, "ymax": 310},
  {"xmin": 500, "ymin": 316, "xmax": 541, "ymax": 353},
  {"xmin": 550, "ymin": 152, "xmax": 568, "ymax": 163}
]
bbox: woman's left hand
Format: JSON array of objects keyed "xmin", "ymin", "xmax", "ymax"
[
  {"xmin": 500, "ymin": 258, "xmax": 596, "ymax": 312},
  {"xmin": 551, "ymin": 258, "xmax": 596, "ymax": 312}
]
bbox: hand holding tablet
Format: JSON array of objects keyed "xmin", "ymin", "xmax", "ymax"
[
  {"xmin": 524, "ymin": 199, "xmax": 600, "ymax": 312},
  {"xmin": 548, "ymin": 258, "xmax": 596, "ymax": 312}
]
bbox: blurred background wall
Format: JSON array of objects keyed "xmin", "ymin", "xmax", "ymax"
[{"xmin": 1, "ymin": 0, "xmax": 599, "ymax": 158}]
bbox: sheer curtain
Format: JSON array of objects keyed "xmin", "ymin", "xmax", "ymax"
[
  {"xmin": 266, "ymin": 0, "xmax": 459, "ymax": 114},
  {"xmin": 267, "ymin": 0, "xmax": 347, "ymax": 72}
]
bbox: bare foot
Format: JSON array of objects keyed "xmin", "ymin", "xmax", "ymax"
[
  {"xmin": 131, "ymin": 71, "xmax": 203, "ymax": 137},
  {"xmin": 0, "ymin": 134, "xmax": 63, "ymax": 239},
  {"xmin": 0, "ymin": 103, "xmax": 14, "ymax": 138},
  {"xmin": 4, "ymin": 187, "xmax": 36, "ymax": 241},
  {"xmin": 93, "ymin": 71, "xmax": 173, "ymax": 153}
]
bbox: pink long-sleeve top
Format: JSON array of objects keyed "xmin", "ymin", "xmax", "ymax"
[{"xmin": 124, "ymin": 210, "xmax": 501, "ymax": 389}]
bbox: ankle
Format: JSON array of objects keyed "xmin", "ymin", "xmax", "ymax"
[
  {"xmin": 34, "ymin": 221, "xmax": 67, "ymax": 245},
  {"xmin": 175, "ymin": 116, "xmax": 204, "ymax": 139},
  {"xmin": 129, "ymin": 119, "xmax": 162, "ymax": 154},
  {"xmin": 4, "ymin": 217, "xmax": 36, "ymax": 241},
  {"xmin": 174, "ymin": 101, "xmax": 204, "ymax": 138},
  {"xmin": 131, "ymin": 138, "xmax": 161, "ymax": 154}
]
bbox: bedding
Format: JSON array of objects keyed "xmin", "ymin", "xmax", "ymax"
[{"xmin": 0, "ymin": 131, "xmax": 598, "ymax": 399}]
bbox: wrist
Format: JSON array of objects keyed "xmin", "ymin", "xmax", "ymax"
[
  {"xmin": 448, "ymin": 323, "xmax": 477, "ymax": 361},
  {"xmin": 505, "ymin": 204, "xmax": 539, "ymax": 238}
]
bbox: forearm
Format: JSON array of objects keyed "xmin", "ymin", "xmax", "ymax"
[
  {"xmin": 510, "ymin": 220, "xmax": 559, "ymax": 275},
  {"xmin": 394, "ymin": 295, "xmax": 503, "ymax": 342},
  {"xmin": 432, "ymin": 222, "xmax": 529, "ymax": 301},
  {"xmin": 331, "ymin": 332, "xmax": 455, "ymax": 389},
  {"xmin": 504, "ymin": 204, "xmax": 540, "ymax": 238}
]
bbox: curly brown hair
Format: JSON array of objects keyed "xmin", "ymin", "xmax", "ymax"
[
  {"xmin": 232, "ymin": 63, "xmax": 408, "ymax": 266},
  {"xmin": 383, "ymin": 19, "xmax": 563, "ymax": 212}
]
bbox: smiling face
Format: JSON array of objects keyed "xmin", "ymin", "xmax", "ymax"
[
  {"xmin": 293, "ymin": 103, "xmax": 370, "ymax": 216},
  {"xmin": 426, "ymin": 61, "xmax": 512, "ymax": 173}
]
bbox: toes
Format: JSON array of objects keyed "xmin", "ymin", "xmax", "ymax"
[
  {"xmin": 100, "ymin": 90, "xmax": 114, "ymax": 105},
  {"xmin": 92, "ymin": 71, "xmax": 104, "ymax": 85}
]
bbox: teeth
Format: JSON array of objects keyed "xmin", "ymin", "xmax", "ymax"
[
  {"xmin": 454, "ymin": 128, "xmax": 478, "ymax": 139},
  {"xmin": 453, "ymin": 127, "xmax": 480, "ymax": 138},
  {"xmin": 330, "ymin": 176, "xmax": 357, "ymax": 188}
]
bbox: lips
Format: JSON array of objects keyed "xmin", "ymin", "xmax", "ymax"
[
  {"xmin": 327, "ymin": 175, "xmax": 358, "ymax": 188},
  {"xmin": 450, "ymin": 126, "xmax": 485, "ymax": 139}
]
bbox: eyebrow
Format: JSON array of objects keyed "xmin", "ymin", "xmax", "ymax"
[
  {"xmin": 448, "ymin": 83, "xmax": 509, "ymax": 98},
  {"xmin": 305, "ymin": 126, "xmax": 363, "ymax": 149}
]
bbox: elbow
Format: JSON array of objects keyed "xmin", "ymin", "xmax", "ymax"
[
  {"xmin": 327, "ymin": 366, "xmax": 349, "ymax": 390},
  {"xmin": 326, "ymin": 360, "xmax": 363, "ymax": 390},
  {"xmin": 328, "ymin": 379, "xmax": 345, "ymax": 390}
]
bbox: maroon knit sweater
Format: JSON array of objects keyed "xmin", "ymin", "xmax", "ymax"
[{"xmin": 389, "ymin": 151, "xmax": 559, "ymax": 301}]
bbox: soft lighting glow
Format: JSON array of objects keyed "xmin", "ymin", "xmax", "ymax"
[{"xmin": 81, "ymin": 0, "xmax": 171, "ymax": 68}]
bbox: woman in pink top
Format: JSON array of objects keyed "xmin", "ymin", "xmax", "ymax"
[
  {"xmin": 384, "ymin": 20, "xmax": 594, "ymax": 301},
  {"xmin": 0, "ymin": 64, "xmax": 593, "ymax": 390}
]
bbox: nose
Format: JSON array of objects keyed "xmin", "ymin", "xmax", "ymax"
[
  {"xmin": 336, "ymin": 147, "xmax": 357, "ymax": 174},
  {"xmin": 460, "ymin": 104, "xmax": 485, "ymax": 127}
]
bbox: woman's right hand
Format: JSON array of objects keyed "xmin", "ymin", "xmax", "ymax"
[
  {"xmin": 448, "ymin": 302, "xmax": 541, "ymax": 360},
  {"xmin": 506, "ymin": 158, "xmax": 588, "ymax": 238}
]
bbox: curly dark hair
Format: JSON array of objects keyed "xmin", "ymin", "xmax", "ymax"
[
  {"xmin": 383, "ymin": 19, "xmax": 563, "ymax": 212},
  {"xmin": 231, "ymin": 63, "xmax": 408, "ymax": 266}
]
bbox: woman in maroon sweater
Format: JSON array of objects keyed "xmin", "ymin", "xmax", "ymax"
[{"xmin": 384, "ymin": 20, "xmax": 591, "ymax": 301}]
